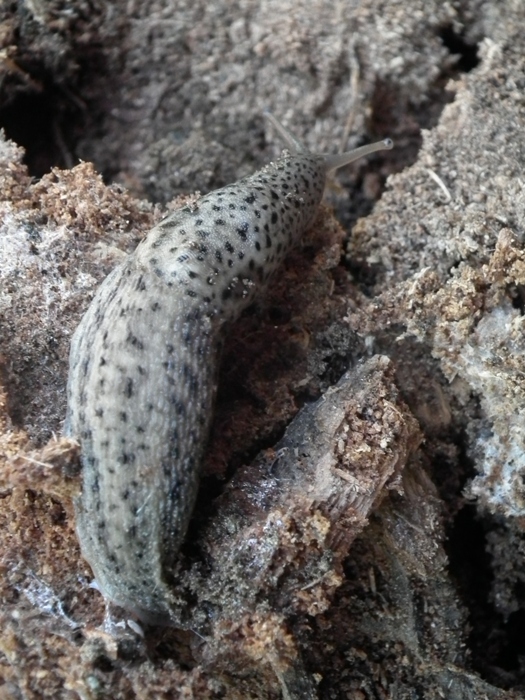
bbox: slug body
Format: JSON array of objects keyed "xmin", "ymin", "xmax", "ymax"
[{"xmin": 65, "ymin": 115, "xmax": 392, "ymax": 623}]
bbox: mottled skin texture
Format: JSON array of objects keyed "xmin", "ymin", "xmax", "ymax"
[
  {"xmin": 65, "ymin": 146, "xmax": 326, "ymax": 621},
  {"xmin": 65, "ymin": 116, "xmax": 392, "ymax": 623}
]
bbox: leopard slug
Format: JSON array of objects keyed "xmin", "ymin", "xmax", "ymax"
[{"xmin": 64, "ymin": 114, "xmax": 392, "ymax": 624}]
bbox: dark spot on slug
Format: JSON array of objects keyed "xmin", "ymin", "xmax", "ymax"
[
  {"xmin": 126, "ymin": 332, "xmax": 144, "ymax": 350},
  {"xmin": 237, "ymin": 222, "xmax": 249, "ymax": 241}
]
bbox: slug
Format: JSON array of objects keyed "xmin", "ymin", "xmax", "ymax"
[{"xmin": 64, "ymin": 114, "xmax": 392, "ymax": 624}]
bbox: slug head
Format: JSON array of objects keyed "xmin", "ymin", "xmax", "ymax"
[{"xmin": 264, "ymin": 111, "xmax": 393, "ymax": 173}]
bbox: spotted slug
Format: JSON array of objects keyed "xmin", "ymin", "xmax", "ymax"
[{"xmin": 64, "ymin": 114, "xmax": 392, "ymax": 624}]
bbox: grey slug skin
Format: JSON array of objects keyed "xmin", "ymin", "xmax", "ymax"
[{"xmin": 65, "ymin": 150, "xmax": 327, "ymax": 622}]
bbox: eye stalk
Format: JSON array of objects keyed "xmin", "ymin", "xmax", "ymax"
[{"xmin": 323, "ymin": 137, "xmax": 393, "ymax": 174}]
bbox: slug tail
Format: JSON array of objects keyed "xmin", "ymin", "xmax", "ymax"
[
  {"xmin": 323, "ymin": 138, "xmax": 393, "ymax": 174},
  {"xmin": 264, "ymin": 111, "xmax": 306, "ymax": 154}
]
